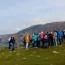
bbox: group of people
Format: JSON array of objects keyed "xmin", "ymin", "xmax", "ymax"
[
  {"xmin": 8, "ymin": 29, "xmax": 65, "ymax": 51},
  {"xmin": 24, "ymin": 29, "xmax": 65, "ymax": 49}
]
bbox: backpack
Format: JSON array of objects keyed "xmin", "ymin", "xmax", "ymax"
[
  {"xmin": 40, "ymin": 33, "xmax": 44, "ymax": 40},
  {"xmin": 44, "ymin": 34, "xmax": 48, "ymax": 39}
]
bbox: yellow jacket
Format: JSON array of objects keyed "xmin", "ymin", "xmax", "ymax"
[{"xmin": 25, "ymin": 34, "xmax": 30, "ymax": 43}]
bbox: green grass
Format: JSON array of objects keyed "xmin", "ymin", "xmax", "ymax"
[{"xmin": 0, "ymin": 43, "xmax": 65, "ymax": 65}]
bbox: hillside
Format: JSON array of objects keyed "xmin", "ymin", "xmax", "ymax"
[{"xmin": 0, "ymin": 21, "xmax": 65, "ymax": 44}]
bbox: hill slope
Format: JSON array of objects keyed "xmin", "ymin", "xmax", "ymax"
[{"xmin": 0, "ymin": 21, "xmax": 65, "ymax": 43}]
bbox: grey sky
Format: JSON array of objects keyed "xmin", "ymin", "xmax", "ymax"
[{"xmin": 0, "ymin": 0, "xmax": 65, "ymax": 35}]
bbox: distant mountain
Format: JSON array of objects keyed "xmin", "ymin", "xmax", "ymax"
[{"xmin": 0, "ymin": 21, "xmax": 65, "ymax": 44}]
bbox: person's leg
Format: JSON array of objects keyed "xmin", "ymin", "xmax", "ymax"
[
  {"xmin": 37, "ymin": 40, "xmax": 38, "ymax": 47},
  {"xmin": 43, "ymin": 40, "xmax": 46, "ymax": 48},
  {"xmin": 45, "ymin": 40, "xmax": 48, "ymax": 48},
  {"xmin": 43, "ymin": 41, "xmax": 45, "ymax": 48},
  {"xmin": 44, "ymin": 41, "xmax": 48, "ymax": 48},
  {"xmin": 42, "ymin": 40, "xmax": 44, "ymax": 48},
  {"xmin": 59, "ymin": 38, "xmax": 61, "ymax": 45},
  {"xmin": 9, "ymin": 43, "xmax": 11, "ymax": 50},
  {"xmin": 34, "ymin": 41, "xmax": 37, "ymax": 48},
  {"xmin": 34, "ymin": 41, "xmax": 36, "ymax": 48},
  {"xmin": 40, "ymin": 40, "xmax": 42, "ymax": 48},
  {"xmin": 35, "ymin": 41, "xmax": 37, "ymax": 48},
  {"xmin": 49, "ymin": 40, "xmax": 51, "ymax": 46},
  {"xmin": 13, "ymin": 43, "xmax": 14, "ymax": 50},
  {"xmin": 55, "ymin": 39, "xmax": 58, "ymax": 46},
  {"xmin": 38, "ymin": 41, "xmax": 40, "ymax": 48},
  {"xmin": 10, "ymin": 43, "xmax": 13, "ymax": 51},
  {"xmin": 48, "ymin": 40, "xmax": 50, "ymax": 46},
  {"xmin": 54, "ymin": 39, "xmax": 55, "ymax": 46},
  {"xmin": 52, "ymin": 40, "xmax": 54, "ymax": 46},
  {"xmin": 26, "ymin": 43, "xmax": 28, "ymax": 49},
  {"xmin": 38, "ymin": 40, "xmax": 39, "ymax": 48}
]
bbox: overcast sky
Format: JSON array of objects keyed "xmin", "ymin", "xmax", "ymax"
[{"xmin": 0, "ymin": 0, "xmax": 65, "ymax": 35}]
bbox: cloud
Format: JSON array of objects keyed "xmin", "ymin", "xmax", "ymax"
[{"xmin": 16, "ymin": 28, "xmax": 21, "ymax": 31}]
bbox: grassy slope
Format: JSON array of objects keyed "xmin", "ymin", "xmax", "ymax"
[{"xmin": 0, "ymin": 43, "xmax": 65, "ymax": 65}]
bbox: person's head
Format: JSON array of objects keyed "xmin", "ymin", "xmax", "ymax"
[
  {"xmin": 41, "ymin": 31, "xmax": 43, "ymax": 34},
  {"xmin": 11, "ymin": 37, "xmax": 13, "ymax": 40},
  {"xmin": 47, "ymin": 32, "xmax": 49, "ymax": 33},
  {"xmin": 54, "ymin": 30, "xmax": 55, "ymax": 32},
  {"xmin": 26, "ymin": 34, "xmax": 29, "ymax": 36},
  {"xmin": 54, "ymin": 30, "xmax": 57, "ymax": 32},
  {"xmin": 13, "ymin": 37, "xmax": 15, "ymax": 40}
]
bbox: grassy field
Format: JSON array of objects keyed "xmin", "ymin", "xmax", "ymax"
[{"xmin": 0, "ymin": 43, "xmax": 65, "ymax": 65}]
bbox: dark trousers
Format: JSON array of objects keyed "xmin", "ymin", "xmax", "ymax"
[
  {"xmin": 40, "ymin": 40, "xmax": 43, "ymax": 48},
  {"xmin": 9, "ymin": 43, "xmax": 14, "ymax": 51},
  {"xmin": 58, "ymin": 38, "xmax": 62, "ymax": 45},
  {"xmin": 48, "ymin": 40, "xmax": 53, "ymax": 46},
  {"xmin": 37, "ymin": 40, "xmax": 40, "ymax": 48},
  {"xmin": 43, "ymin": 39, "xmax": 49, "ymax": 48},
  {"xmin": 34, "ymin": 41, "xmax": 37, "ymax": 47}
]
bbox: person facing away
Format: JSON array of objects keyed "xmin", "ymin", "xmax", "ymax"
[
  {"xmin": 9, "ymin": 37, "xmax": 15, "ymax": 51},
  {"xmin": 48, "ymin": 32, "xmax": 54, "ymax": 46},
  {"xmin": 57, "ymin": 29, "xmax": 63, "ymax": 45},
  {"xmin": 43, "ymin": 32, "xmax": 49, "ymax": 48},
  {"xmin": 33, "ymin": 33, "xmax": 37, "ymax": 48},
  {"xmin": 40, "ymin": 31, "xmax": 44, "ymax": 48},
  {"xmin": 37, "ymin": 33, "xmax": 40, "ymax": 48},
  {"xmin": 53, "ymin": 30, "xmax": 58, "ymax": 46},
  {"xmin": 25, "ymin": 34, "xmax": 30, "ymax": 49}
]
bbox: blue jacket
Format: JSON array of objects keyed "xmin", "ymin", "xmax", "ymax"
[
  {"xmin": 33, "ymin": 34, "xmax": 37, "ymax": 41},
  {"xmin": 37, "ymin": 34, "xmax": 40, "ymax": 41},
  {"xmin": 57, "ymin": 30, "xmax": 63, "ymax": 38}
]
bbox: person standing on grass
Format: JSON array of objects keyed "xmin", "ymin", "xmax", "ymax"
[
  {"xmin": 33, "ymin": 33, "xmax": 37, "ymax": 48},
  {"xmin": 48, "ymin": 32, "xmax": 54, "ymax": 46},
  {"xmin": 43, "ymin": 32, "xmax": 49, "ymax": 48},
  {"xmin": 57, "ymin": 29, "xmax": 63, "ymax": 46},
  {"xmin": 25, "ymin": 34, "xmax": 30, "ymax": 49},
  {"xmin": 37, "ymin": 33, "xmax": 40, "ymax": 48},
  {"xmin": 53, "ymin": 30, "xmax": 58, "ymax": 46},
  {"xmin": 9, "ymin": 37, "xmax": 15, "ymax": 52},
  {"xmin": 40, "ymin": 31, "xmax": 44, "ymax": 48},
  {"xmin": 12, "ymin": 37, "xmax": 15, "ymax": 50}
]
